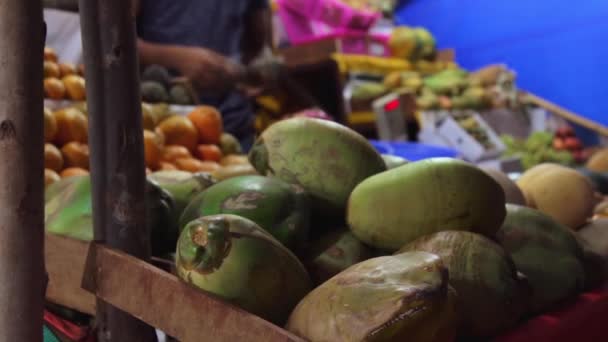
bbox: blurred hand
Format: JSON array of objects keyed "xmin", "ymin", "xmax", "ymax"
[{"xmin": 171, "ymin": 46, "xmax": 245, "ymax": 93}]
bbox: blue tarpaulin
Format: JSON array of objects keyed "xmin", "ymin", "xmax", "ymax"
[{"xmin": 395, "ymin": 0, "xmax": 607, "ymax": 143}]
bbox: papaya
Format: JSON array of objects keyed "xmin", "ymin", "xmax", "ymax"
[
  {"xmin": 305, "ymin": 229, "xmax": 372, "ymax": 285},
  {"xmin": 179, "ymin": 175, "xmax": 310, "ymax": 253},
  {"xmin": 482, "ymin": 168, "xmax": 527, "ymax": 206},
  {"xmin": 348, "ymin": 158, "xmax": 506, "ymax": 251},
  {"xmin": 45, "ymin": 175, "xmax": 176, "ymax": 257},
  {"xmin": 586, "ymin": 148, "xmax": 608, "ymax": 172},
  {"xmin": 286, "ymin": 252, "xmax": 457, "ymax": 342},
  {"xmin": 176, "ymin": 214, "xmax": 311, "ymax": 325},
  {"xmin": 517, "ymin": 163, "xmax": 595, "ymax": 229},
  {"xmin": 497, "ymin": 204, "xmax": 585, "ymax": 313},
  {"xmin": 249, "ymin": 118, "xmax": 386, "ymax": 218},
  {"xmin": 398, "ymin": 231, "xmax": 528, "ymax": 338}
]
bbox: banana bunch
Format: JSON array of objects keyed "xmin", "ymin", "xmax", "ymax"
[{"xmin": 332, "ymin": 53, "xmax": 412, "ymax": 76}]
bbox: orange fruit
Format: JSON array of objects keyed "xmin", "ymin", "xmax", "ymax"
[
  {"xmin": 59, "ymin": 63, "xmax": 76, "ymax": 77},
  {"xmin": 196, "ymin": 144, "xmax": 223, "ymax": 162},
  {"xmin": 175, "ymin": 158, "xmax": 220, "ymax": 173},
  {"xmin": 143, "ymin": 130, "xmax": 164, "ymax": 170},
  {"xmin": 187, "ymin": 106, "xmax": 223, "ymax": 144},
  {"xmin": 44, "ymin": 77, "xmax": 66, "ymax": 100},
  {"xmin": 161, "ymin": 145, "xmax": 192, "ymax": 163},
  {"xmin": 157, "ymin": 116, "xmax": 199, "ymax": 152},
  {"xmin": 44, "ymin": 61, "xmax": 61, "ymax": 78},
  {"xmin": 44, "ymin": 107, "xmax": 58, "ymax": 143},
  {"xmin": 45, "ymin": 169, "xmax": 61, "ymax": 188},
  {"xmin": 62, "ymin": 75, "xmax": 86, "ymax": 101},
  {"xmin": 159, "ymin": 161, "xmax": 178, "ymax": 171},
  {"xmin": 54, "ymin": 108, "xmax": 88, "ymax": 146},
  {"xmin": 44, "ymin": 47, "xmax": 58, "ymax": 62},
  {"xmin": 45, "ymin": 143, "xmax": 64, "ymax": 172},
  {"xmin": 61, "ymin": 142, "xmax": 90, "ymax": 169},
  {"xmin": 60, "ymin": 167, "xmax": 89, "ymax": 178}
]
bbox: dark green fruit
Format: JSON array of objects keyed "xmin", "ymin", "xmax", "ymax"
[
  {"xmin": 169, "ymin": 84, "xmax": 193, "ymax": 105},
  {"xmin": 179, "ymin": 175, "xmax": 310, "ymax": 253},
  {"xmin": 141, "ymin": 81, "xmax": 169, "ymax": 103},
  {"xmin": 141, "ymin": 64, "xmax": 171, "ymax": 87}
]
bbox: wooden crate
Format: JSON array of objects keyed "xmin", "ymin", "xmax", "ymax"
[{"xmin": 45, "ymin": 233, "xmax": 304, "ymax": 342}]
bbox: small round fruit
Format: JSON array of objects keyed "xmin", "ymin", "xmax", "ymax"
[
  {"xmin": 161, "ymin": 145, "xmax": 192, "ymax": 163},
  {"xmin": 45, "ymin": 169, "xmax": 61, "ymax": 188},
  {"xmin": 62, "ymin": 75, "xmax": 86, "ymax": 101},
  {"xmin": 159, "ymin": 161, "xmax": 178, "ymax": 171},
  {"xmin": 141, "ymin": 105, "xmax": 155, "ymax": 130},
  {"xmin": 220, "ymin": 154, "xmax": 249, "ymax": 166},
  {"xmin": 60, "ymin": 167, "xmax": 89, "ymax": 178},
  {"xmin": 44, "ymin": 77, "xmax": 66, "ymax": 100},
  {"xmin": 196, "ymin": 144, "xmax": 222, "ymax": 162},
  {"xmin": 44, "ymin": 47, "xmax": 58, "ymax": 62},
  {"xmin": 175, "ymin": 158, "xmax": 220, "ymax": 173},
  {"xmin": 157, "ymin": 116, "xmax": 199, "ymax": 152},
  {"xmin": 187, "ymin": 106, "xmax": 223, "ymax": 144},
  {"xmin": 54, "ymin": 108, "xmax": 88, "ymax": 145},
  {"xmin": 44, "ymin": 108, "xmax": 58, "ymax": 143},
  {"xmin": 143, "ymin": 130, "xmax": 163, "ymax": 170},
  {"xmin": 44, "ymin": 61, "xmax": 61, "ymax": 78},
  {"xmin": 58, "ymin": 63, "xmax": 76, "ymax": 77},
  {"xmin": 61, "ymin": 142, "xmax": 90, "ymax": 170},
  {"xmin": 219, "ymin": 132, "xmax": 242, "ymax": 155},
  {"xmin": 77, "ymin": 64, "xmax": 85, "ymax": 76},
  {"xmin": 45, "ymin": 143, "xmax": 64, "ymax": 172}
]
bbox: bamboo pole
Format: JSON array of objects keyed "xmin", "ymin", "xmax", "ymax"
[
  {"xmin": 524, "ymin": 92, "xmax": 608, "ymax": 137},
  {"xmin": 78, "ymin": 0, "xmax": 157, "ymax": 340},
  {"xmin": 0, "ymin": 0, "xmax": 46, "ymax": 341}
]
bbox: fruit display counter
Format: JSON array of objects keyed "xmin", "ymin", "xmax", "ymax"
[{"xmin": 43, "ymin": 113, "xmax": 608, "ymax": 341}]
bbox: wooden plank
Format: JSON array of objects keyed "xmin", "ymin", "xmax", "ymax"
[
  {"xmin": 45, "ymin": 233, "xmax": 96, "ymax": 316},
  {"xmin": 524, "ymin": 92, "xmax": 608, "ymax": 137},
  {"xmin": 83, "ymin": 244, "xmax": 305, "ymax": 342}
]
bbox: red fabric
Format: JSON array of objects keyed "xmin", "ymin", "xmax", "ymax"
[
  {"xmin": 44, "ymin": 310, "xmax": 94, "ymax": 342},
  {"xmin": 495, "ymin": 286, "xmax": 608, "ymax": 342}
]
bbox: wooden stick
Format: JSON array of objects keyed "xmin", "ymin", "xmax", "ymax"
[
  {"xmin": 79, "ymin": 0, "xmax": 157, "ymax": 340},
  {"xmin": 0, "ymin": 0, "xmax": 46, "ymax": 340},
  {"xmin": 82, "ymin": 244, "xmax": 305, "ymax": 342},
  {"xmin": 524, "ymin": 92, "xmax": 608, "ymax": 137}
]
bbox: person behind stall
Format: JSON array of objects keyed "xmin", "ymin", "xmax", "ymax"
[{"xmin": 134, "ymin": 0, "xmax": 273, "ymax": 151}]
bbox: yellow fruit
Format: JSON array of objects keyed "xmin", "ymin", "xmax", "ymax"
[
  {"xmin": 44, "ymin": 61, "xmax": 61, "ymax": 78},
  {"xmin": 45, "ymin": 169, "xmax": 61, "ymax": 188},
  {"xmin": 44, "ymin": 47, "xmax": 58, "ymax": 62},
  {"xmin": 58, "ymin": 63, "xmax": 77, "ymax": 77},
  {"xmin": 61, "ymin": 142, "xmax": 90, "ymax": 170},
  {"xmin": 143, "ymin": 130, "xmax": 164, "ymax": 170},
  {"xmin": 517, "ymin": 163, "xmax": 595, "ymax": 230},
  {"xmin": 44, "ymin": 143, "xmax": 64, "ymax": 172},
  {"xmin": 54, "ymin": 108, "xmax": 88, "ymax": 146},
  {"xmin": 44, "ymin": 77, "xmax": 66, "ymax": 100},
  {"xmin": 60, "ymin": 167, "xmax": 89, "ymax": 178},
  {"xmin": 44, "ymin": 108, "xmax": 58, "ymax": 143},
  {"xmin": 157, "ymin": 116, "xmax": 199, "ymax": 152},
  {"xmin": 62, "ymin": 75, "xmax": 86, "ymax": 101},
  {"xmin": 586, "ymin": 149, "xmax": 608, "ymax": 172}
]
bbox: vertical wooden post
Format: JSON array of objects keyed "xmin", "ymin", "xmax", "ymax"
[
  {"xmin": 78, "ymin": 0, "xmax": 157, "ymax": 340},
  {"xmin": 0, "ymin": 0, "xmax": 46, "ymax": 341}
]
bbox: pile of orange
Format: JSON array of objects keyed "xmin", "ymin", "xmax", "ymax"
[
  {"xmin": 44, "ymin": 106, "xmax": 90, "ymax": 187},
  {"xmin": 149, "ymin": 105, "xmax": 227, "ymax": 173},
  {"xmin": 43, "ymin": 47, "xmax": 86, "ymax": 101}
]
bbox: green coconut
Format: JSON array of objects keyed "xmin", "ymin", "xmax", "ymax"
[
  {"xmin": 248, "ymin": 117, "xmax": 386, "ymax": 219},
  {"xmin": 497, "ymin": 204, "xmax": 585, "ymax": 313},
  {"xmin": 179, "ymin": 175, "xmax": 310, "ymax": 253},
  {"xmin": 45, "ymin": 175, "xmax": 176, "ymax": 257},
  {"xmin": 176, "ymin": 214, "xmax": 312, "ymax": 325},
  {"xmin": 398, "ymin": 231, "xmax": 527, "ymax": 338},
  {"xmin": 286, "ymin": 252, "xmax": 458, "ymax": 342},
  {"xmin": 305, "ymin": 229, "xmax": 373, "ymax": 285},
  {"xmin": 148, "ymin": 170, "xmax": 215, "ymax": 222},
  {"xmin": 348, "ymin": 158, "xmax": 506, "ymax": 251}
]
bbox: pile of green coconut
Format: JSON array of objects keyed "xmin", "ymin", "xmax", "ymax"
[{"xmin": 45, "ymin": 116, "xmax": 608, "ymax": 341}]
